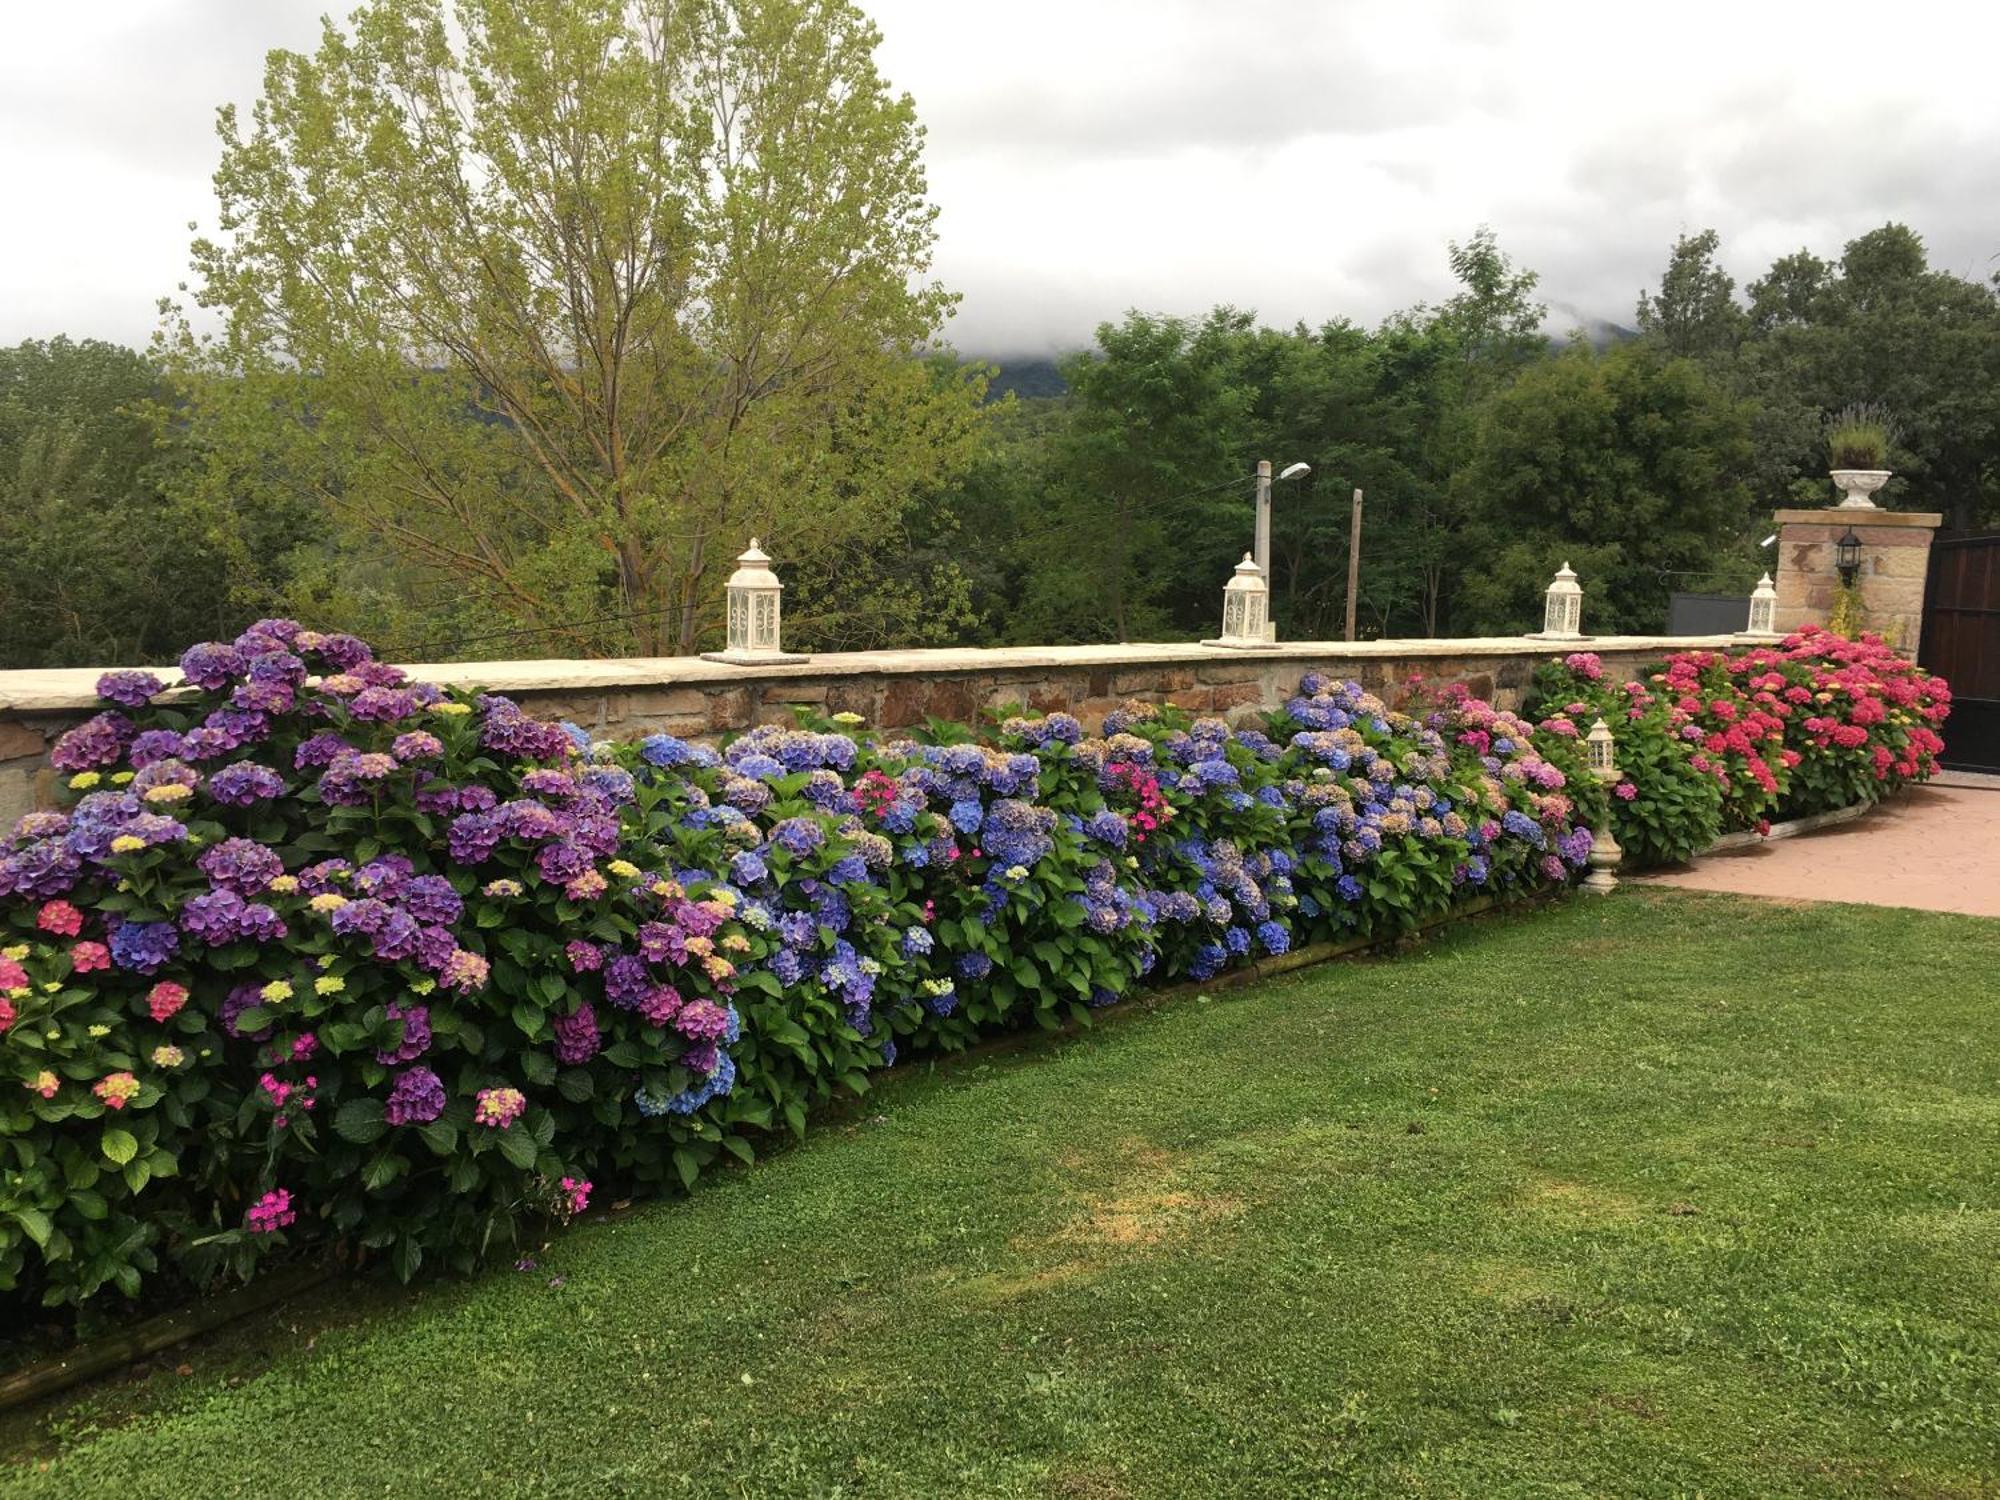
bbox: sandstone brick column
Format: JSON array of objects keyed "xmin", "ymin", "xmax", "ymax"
[{"xmin": 1771, "ymin": 507, "xmax": 1943, "ymax": 654}]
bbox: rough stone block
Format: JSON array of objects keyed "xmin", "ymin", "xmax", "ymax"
[
  {"xmin": 760, "ymin": 681, "xmax": 827, "ymax": 706},
  {"xmin": 0, "ymin": 722, "xmax": 47, "ymax": 760},
  {"xmin": 705, "ymin": 688, "xmax": 751, "ymax": 732},
  {"xmin": 823, "ymin": 681, "xmax": 880, "ymax": 721},
  {"xmin": 925, "ymin": 678, "xmax": 981, "ymax": 725},
  {"xmin": 627, "ymin": 687, "xmax": 710, "ymax": 720},
  {"xmin": 1195, "ymin": 660, "xmax": 1271, "ymax": 686},
  {"xmin": 878, "ymin": 678, "xmax": 928, "ymax": 727},
  {"xmin": 1207, "ymin": 681, "xmax": 1267, "ymax": 712},
  {"xmin": 1113, "ymin": 666, "xmax": 1193, "ymax": 695}
]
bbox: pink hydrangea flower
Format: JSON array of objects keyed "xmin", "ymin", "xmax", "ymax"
[
  {"xmin": 474, "ymin": 1087, "xmax": 527, "ymax": 1129},
  {"xmin": 93, "ymin": 1072, "xmax": 140, "ymax": 1109},
  {"xmin": 71, "ymin": 941, "xmax": 111, "ymax": 973},
  {"xmin": 37, "ymin": 900, "xmax": 85, "ymax": 936},
  {"xmin": 148, "ymin": 980, "xmax": 190, "ymax": 1022}
]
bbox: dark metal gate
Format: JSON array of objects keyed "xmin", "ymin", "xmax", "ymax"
[{"xmin": 1920, "ymin": 533, "xmax": 2000, "ymax": 772}]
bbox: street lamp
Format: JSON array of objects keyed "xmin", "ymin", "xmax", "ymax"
[{"xmin": 1252, "ymin": 460, "xmax": 1312, "ymax": 581}]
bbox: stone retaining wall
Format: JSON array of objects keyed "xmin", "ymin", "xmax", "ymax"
[{"xmin": 0, "ymin": 635, "xmax": 1732, "ymax": 826}]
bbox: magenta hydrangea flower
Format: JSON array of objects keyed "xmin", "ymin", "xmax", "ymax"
[
  {"xmin": 245, "ymin": 1189, "xmax": 296, "ymax": 1234},
  {"xmin": 552, "ymin": 1001, "xmax": 600, "ymax": 1064}
]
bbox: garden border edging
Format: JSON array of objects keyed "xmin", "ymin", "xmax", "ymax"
[{"xmin": 1698, "ymin": 799, "xmax": 1874, "ymax": 856}]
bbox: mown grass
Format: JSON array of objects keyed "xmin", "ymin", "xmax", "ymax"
[{"xmin": 4, "ymin": 890, "xmax": 1998, "ymax": 1498}]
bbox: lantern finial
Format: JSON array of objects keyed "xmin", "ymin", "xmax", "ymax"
[{"xmin": 700, "ymin": 537, "xmax": 808, "ymax": 665}]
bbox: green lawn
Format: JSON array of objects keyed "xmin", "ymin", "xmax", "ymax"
[{"xmin": 6, "ymin": 890, "xmax": 1999, "ymax": 1498}]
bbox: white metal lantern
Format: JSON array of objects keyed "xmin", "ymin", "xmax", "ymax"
[
  {"xmin": 1202, "ymin": 553, "xmax": 1276, "ymax": 650},
  {"xmin": 700, "ymin": 538, "xmax": 808, "ymax": 665},
  {"xmin": 1581, "ymin": 715, "xmax": 1624, "ymax": 894},
  {"xmin": 1530, "ymin": 561, "xmax": 1587, "ymax": 640},
  {"xmin": 1735, "ymin": 572, "xmax": 1780, "ymax": 641},
  {"xmin": 1584, "ymin": 716, "xmax": 1618, "ymax": 781}
]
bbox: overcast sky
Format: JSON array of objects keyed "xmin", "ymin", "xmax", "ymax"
[{"xmin": 3, "ymin": 1, "xmax": 1996, "ymax": 357}]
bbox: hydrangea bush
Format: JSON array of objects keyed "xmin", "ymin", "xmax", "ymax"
[
  {"xmin": 1529, "ymin": 629, "xmax": 1949, "ymax": 862},
  {"xmin": 6, "ymin": 620, "xmax": 1936, "ymax": 1317}
]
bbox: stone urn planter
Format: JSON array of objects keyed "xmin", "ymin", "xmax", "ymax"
[{"xmin": 1830, "ymin": 468, "xmax": 1891, "ymax": 509}]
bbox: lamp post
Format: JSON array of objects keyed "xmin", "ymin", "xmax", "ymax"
[
  {"xmin": 1581, "ymin": 716, "xmax": 1623, "ymax": 895},
  {"xmin": 700, "ymin": 539, "xmax": 809, "ymax": 665},
  {"xmin": 1250, "ymin": 460, "xmax": 1311, "ymax": 643}
]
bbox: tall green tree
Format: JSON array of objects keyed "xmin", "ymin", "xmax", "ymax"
[
  {"xmin": 165, "ymin": 0, "xmax": 984, "ymax": 656},
  {"xmin": 1455, "ymin": 341, "xmax": 1758, "ymax": 634},
  {"xmin": 1635, "ymin": 229, "xmax": 1748, "ymax": 361},
  {"xmin": 1741, "ymin": 224, "xmax": 2000, "ymax": 528},
  {"xmin": 0, "ymin": 338, "xmax": 298, "ymax": 667}
]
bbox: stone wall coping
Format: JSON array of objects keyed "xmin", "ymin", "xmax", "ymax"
[
  {"xmin": 0, "ymin": 635, "xmax": 1736, "ymax": 715},
  {"xmin": 1772, "ymin": 508, "xmax": 1944, "ymax": 529}
]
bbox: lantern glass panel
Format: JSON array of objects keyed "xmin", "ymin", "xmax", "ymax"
[
  {"xmin": 1748, "ymin": 594, "xmax": 1773, "ymax": 633},
  {"xmin": 753, "ymin": 591, "xmax": 778, "ymax": 648},
  {"xmin": 1224, "ymin": 592, "xmax": 1246, "ymax": 639},
  {"xmin": 727, "ymin": 590, "xmax": 749, "ymax": 651}
]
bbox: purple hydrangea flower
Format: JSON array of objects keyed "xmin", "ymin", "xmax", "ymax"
[
  {"xmin": 603, "ymin": 954, "xmax": 651, "ymax": 1010},
  {"xmin": 350, "ymin": 686, "xmax": 419, "ymax": 722},
  {"xmin": 375, "ymin": 1002, "xmax": 432, "ymax": 1065},
  {"xmin": 294, "ymin": 733, "xmax": 351, "ymax": 770},
  {"xmin": 179, "ymin": 641, "xmax": 246, "ymax": 691},
  {"xmin": 0, "ymin": 839, "xmax": 82, "ymax": 899},
  {"xmin": 352, "ymin": 855, "xmax": 415, "ymax": 900},
  {"xmin": 400, "ymin": 875, "xmax": 462, "ymax": 927},
  {"xmin": 198, "ymin": 837, "xmax": 284, "ymax": 895},
  {"xmin": 96, "ymin": 670, "xmax": 164, "ymax": 709},
  {"xmin": 207, "ymin": 762, "xmax": 287, "ymax": 806},
  {"xmin": 448, "ymin": 813, "xmax": 501, "ymax": 865},
  {"xmin": 674, "ymin": 999, "xmax": 734, "ymax": 1043},
  {"xmin": 371, "ymin": 909, "xmax": 421, "ymax": 962},
  {"xmin": 109, "ymin": 920, "xmax": 180, "ymax": 973},
  {"xmin": 50, "ymin": 712, "xmax": 133, "ymax": 772},
  {"xmin": 384, "ymin": 1066, "xmax": 446, "ymax": 1127}
]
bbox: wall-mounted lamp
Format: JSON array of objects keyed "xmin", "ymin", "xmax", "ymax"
[{"xmin": 1835, "ymin": 528, "xmax": 1862, "ymax": 587}]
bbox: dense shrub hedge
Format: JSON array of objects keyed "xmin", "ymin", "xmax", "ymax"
[{"xmin": 0, "ymin": 623, "xmax": 1945, "ymax": 1318}]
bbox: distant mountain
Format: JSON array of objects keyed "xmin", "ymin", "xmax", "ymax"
[{"xmin": 976, "ymin": 357, "xmax": 1070, "ymax": 402}]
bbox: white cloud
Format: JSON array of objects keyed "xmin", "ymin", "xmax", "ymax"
[{"xmin": 2, "ymin": 0, "xmax": 1994, "ymax": 356}]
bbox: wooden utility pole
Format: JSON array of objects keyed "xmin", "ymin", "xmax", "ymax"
[{"xmin": 1344, "ymin": 488, "xmax": 1363, "ymax": 642}]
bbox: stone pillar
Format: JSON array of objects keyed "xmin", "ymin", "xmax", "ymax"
[{"xmin": 1771, "ymin": 507, "xmax": 1943, "ymax": 654}]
